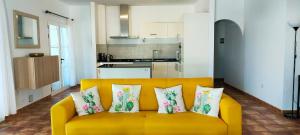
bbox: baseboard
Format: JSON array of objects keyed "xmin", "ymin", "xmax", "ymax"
[
  {"xmin": 282, "ymin": 110, "xmax": 300, "ymax": 114},
  {"xmin": 5, "ymin": 95, "xmax": 51, "ymax": 121},
  {"xmin": 51, "ymin": 87, "xmax": 69, "ymax": 96},
  {"xmin": 223, "ymin": 83, "xmax": 283, "ymax": 115}
]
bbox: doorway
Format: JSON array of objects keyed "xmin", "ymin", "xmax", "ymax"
[
  {"xmin": 48, "ymin": 24, "xmax": 71, "ymax": 94},
  {"xmin": 214, "ymin": 20, "xmax": 244, "ymax": 89}
]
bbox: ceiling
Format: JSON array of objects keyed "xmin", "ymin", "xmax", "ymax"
[{"xmin": 60, "ymin": 0, "xmax": 198, "ymax": 5}]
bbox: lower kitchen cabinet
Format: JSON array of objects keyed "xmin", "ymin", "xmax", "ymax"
[
  {"xmin": 152, "ymin": 62, "xmax": 168, "ymax": 78},
  {"xmin": 152, "ymin": 62, "xmax": 182, "ymax": 78},
  {"xmin": 167, "ymin": 62, "xmax": 181, "ymax": 78}
]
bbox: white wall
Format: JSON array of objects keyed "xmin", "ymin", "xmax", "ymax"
[
  {"xmin": 215, "ymin": 0, "xmax": 292, "ymax": 110},
  {"xmin": 70, "ymin": 4, "xmax": 96, "ymax": 83},
  {"xmin": 194, "ymin": 0, "xmax": 209, "ymax": 13},
  {"xmin": 5, "ymin": 0, "xmax": 70, "ymax": 109},
  {"xmin": 183, "ymin": 13, "xmax": 210, "ymax": 77},
  {"xmin": 215, "ymin": 0, "xmax": 244, "ymax": 32},
  {"xmin": 243, "ymin": 0, "xmax": 286, "ymax": 109}
]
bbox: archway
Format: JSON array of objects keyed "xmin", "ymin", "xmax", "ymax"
[{"xmin": 214, "ymin": 19, "xmax": 244, "ymax": 89}]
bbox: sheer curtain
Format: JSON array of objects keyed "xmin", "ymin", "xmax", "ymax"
[
  {"xmin": 0, "ymin": 0, "xmax": 17, "ymax": 122},
  {"xmin": 60, "ymin": 24, "xmax": 76, "ymax": 87}
]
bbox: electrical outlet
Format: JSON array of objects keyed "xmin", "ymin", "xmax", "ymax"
[{"xmin": 28, "ymin": 95, "xmax": 33, "ymax": 102}]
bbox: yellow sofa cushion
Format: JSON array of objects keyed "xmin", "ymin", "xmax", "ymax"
[
  {"xmin": 80, "ymin": 78, "xmax": 213, "ymax": 111},
  {"xmin": 145, "ymin": 112, "xmax": 227, "ymax": 135},
  {"xmin": 65, "ymin": 111, "xmax": 146, "ymax": 135},
  {"xmin": 65, "ymin": 111, "xmax": 227, "ymax": 135}
]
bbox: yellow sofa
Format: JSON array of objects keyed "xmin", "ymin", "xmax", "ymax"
[{"xmin": 51, "ymin": 78, "xmax": 242, "ymax": 135}]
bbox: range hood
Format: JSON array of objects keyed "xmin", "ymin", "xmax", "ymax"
[{"xmin": 110, "ymin": 5, "xmax": 138, "ymax": 39}]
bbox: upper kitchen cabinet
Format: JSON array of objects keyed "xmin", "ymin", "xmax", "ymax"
[
  {"xmin": 140, "ymin": 22, "xmax": 183, "ymax": 38},
  {"xmin": 141, "ymin": 22, "xmax": 167, "ymax": 38},
  {"xmin": 167, "ymin": 22, "xmax": 183, "ymax": 38},
  {"xmin": 96, "ymin": 5, "xmax": 107, "ymax": 45}
]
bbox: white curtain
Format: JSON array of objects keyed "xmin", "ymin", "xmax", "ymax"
[
  {"xmin": 0, "ymin": 0, "xmax": 17, "ymax": 122},
  {"xmin": 60, "ymin": 24, "xmax": 76, "ymax": 87}
]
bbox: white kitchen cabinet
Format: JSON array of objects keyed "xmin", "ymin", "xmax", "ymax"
[
  {"xmin": 140, "ymin": 22, "xmax": 182, "ymax": 38},
  {"xmin": 96, "ymin": 5, "xmax": 107, "ymax": 45},
  {"xmin": 152, "ymin": 62, "xmax": 182, "ymax": 78},
  {"xmin": 167, "ymin": 62, "xmax": 182, "ymax": 78},
  {"xmin": 167, "ymin": 23, "xmax": 182, "ymax": 38},
  {"xmin": 141, "ymin": 23, "xmax": 167, "ymax": 38}
]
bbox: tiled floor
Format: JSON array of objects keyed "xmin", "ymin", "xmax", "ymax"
[{"xmin": 0, "ymin": 82, "xmax": 300, "ymax": 135}]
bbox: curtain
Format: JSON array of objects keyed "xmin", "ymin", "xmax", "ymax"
[
  {"xmin": 60, "ymin": 24, "xmax": 76, "ymax": 87},
  {"xmin": 0, "ymin": 0, "xmax": 17, "ymax": 122}
]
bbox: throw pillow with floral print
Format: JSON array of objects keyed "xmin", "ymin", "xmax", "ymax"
[
  {"xmin": 191, "ymin": 86, "xmax": 223, "ymax": 117},
  {"xmin": 155, "ymin": 85, "xmax": 186, "ymax": 114},
  {"xmin": 71, "ymin": 86, "xmax": 104, "ymax": 116},
  {"xmin": 109, "ymin": 84, "xmax": 141, "ymax": 113}
]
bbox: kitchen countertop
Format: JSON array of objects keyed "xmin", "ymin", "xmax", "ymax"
[
  {"xmin": 98, "ymin": 58, "xmax": 179, "ymax": 63},
  {"xmin": 98, "ymin": 63, "xmax": 152, "ymax": 68}
]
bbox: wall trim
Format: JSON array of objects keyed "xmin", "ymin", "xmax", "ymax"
[
  {"xmin": 51, "ymin": 86, "xmax": 69, "ymax": 96},
  {"xmin": 224, "ymin": 83, "xmax": 284, "ymax": 115},
  {"xmin": 5, "ymin": 95, "xmax": 51, "ymax": 121}
]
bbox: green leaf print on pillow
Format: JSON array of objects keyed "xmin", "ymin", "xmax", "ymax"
[
  {"xmin": 163, "ymin": 90, "xmax": 181, "ymax": 114},
  {"xmin": 203, "ymin": 104, "xmax": 211, "ymax": 114},
  {"xmin": 193, "ymin": 90, "xmax": 212, "ymax": 114},
  {"xmin": 115, "ymin": 104, "xmax": 122, "ymax": 112},
  {"xmin": 126, "ymin": 101, "xmax": 134, "ymax": 111},
  {"xmin": 82, "ymin": 92, "xmax": 101, "ymax": 114},
  {"xmin": 114, "ymin": 87, "xmax": 136, "ymax": 112}
]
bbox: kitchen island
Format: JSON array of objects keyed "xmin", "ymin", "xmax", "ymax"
[{"xmin": 98, "ymin": 63, "xmax": 152, "ymax": 79}]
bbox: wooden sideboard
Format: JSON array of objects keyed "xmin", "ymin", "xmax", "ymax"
[{"xmin": 14, "ymin": 56, "xmax": 59, "ymax": 90}]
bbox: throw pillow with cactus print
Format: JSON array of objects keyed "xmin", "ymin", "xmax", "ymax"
[
  {"xmin": 191, "ymin": 86, "xmax": 223, "ymax": 117},
  {"xmin": 109, "ymin": 84, "xmax": 141, "ymax": 113},
  {"xmin": 71, "ymin": 86, "xmax": 104, "ymax": 116},
  {"xmin": 155, "ymin": 85, "xmax": 186, "ymax": 114}
]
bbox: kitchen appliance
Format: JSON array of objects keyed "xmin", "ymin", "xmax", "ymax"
[
  {"xmin": 98, "ymin": 53, "xmax": 107, "ymax": 62},
  {"xmin": 176, "ymin": 51, "xmax": 181, "ymax": 61},
  {"xmin": 106, "ymin": 54, "xmax": 114, "ymax": 62},
  {"xmin": 110, "ymin": 5, "xmax": 138, "ymax": 39},
  {"xmin": 153, "ymin": 50, "xmax": 160, "ymax": 59}
]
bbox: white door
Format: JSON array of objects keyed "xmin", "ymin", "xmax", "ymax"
[{"xmin": 49, "ymin": 24, "xmax": 70, "ymax": 93}]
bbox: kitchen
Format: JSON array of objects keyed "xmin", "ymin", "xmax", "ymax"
[{"xmin": 93, "ymin": 3, "xmax": 212, "ymax": 79}]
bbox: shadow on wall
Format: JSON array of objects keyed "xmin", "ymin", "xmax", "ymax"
[{"xmin": 214, "ymin": 19, "xmax": 245, "ymax": 90}]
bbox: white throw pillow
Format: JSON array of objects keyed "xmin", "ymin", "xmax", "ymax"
[
  {"xmin": 109, "ymin": 84, "xmax": 141, "ymax": 113},
  {"xmin": 191, "ymin": 86, "xmax": 223, "ymax": 117},
  {"xmin": 155, "ymin": 85, "xmax": 186, "ymax": 114},
  {"xmin": 71, "ymin": 86, "xmax": 104, "ymax": 116}
]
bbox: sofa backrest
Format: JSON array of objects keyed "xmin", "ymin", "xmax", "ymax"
[{"xmin": 80, "ymin": 78, "xmax": 213, "ymax": 111}]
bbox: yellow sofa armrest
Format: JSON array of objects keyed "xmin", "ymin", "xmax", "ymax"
[
  {"xmin": 219, "ymin": 94, "xmax": 242, "ymax": 135},
  {"xmin": 51, "ymin": 96, "xmax": 76, "ymax": 135}
]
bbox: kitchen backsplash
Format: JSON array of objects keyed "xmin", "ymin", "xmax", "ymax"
[{"xmin": 97, "ymin": 44, "xmax": 180, "ymax": 59}]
